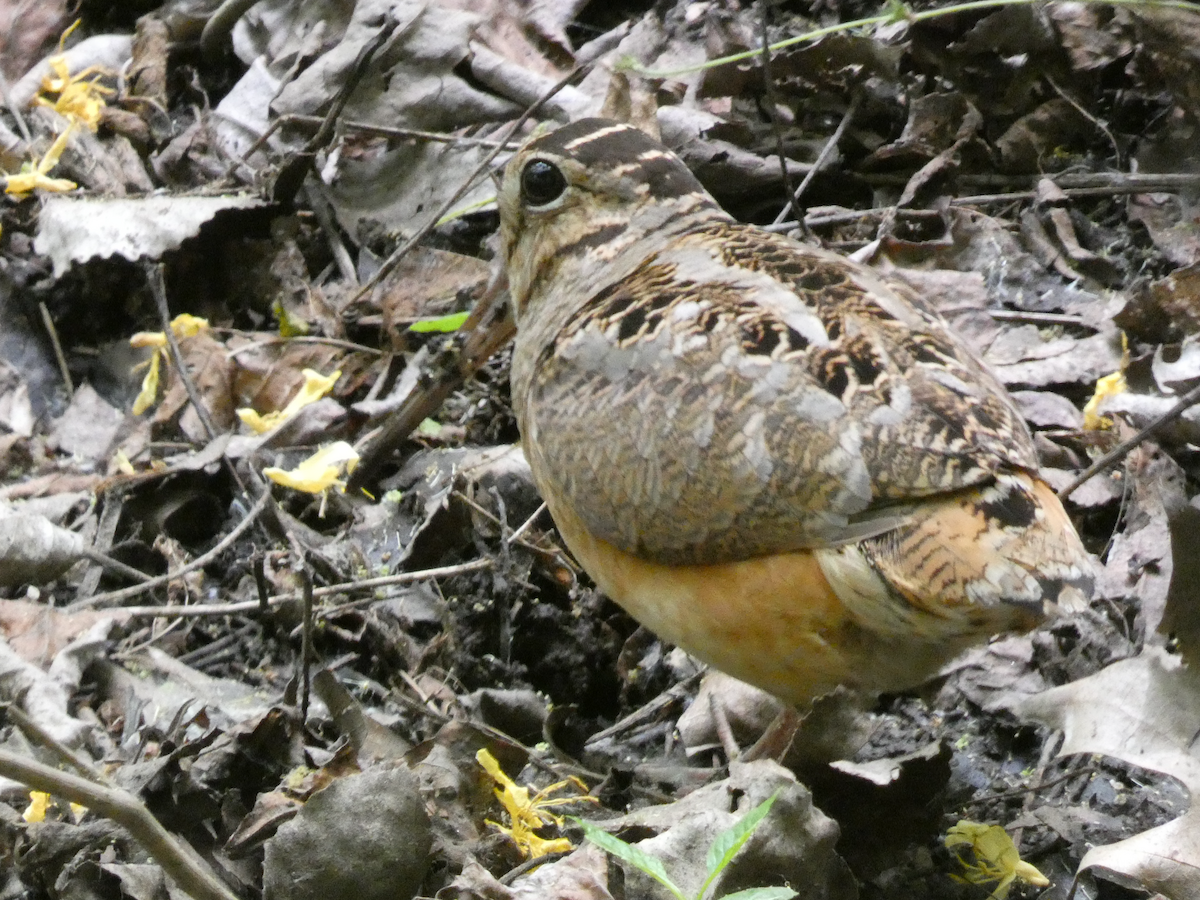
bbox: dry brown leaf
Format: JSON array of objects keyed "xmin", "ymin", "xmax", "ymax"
[
  {"xmin": 1014, "ymin": 648, "xmax": 1200, "ymax": 900},
  {"xmin": 152, "ymin": 330, "xmax": 236, "ymax": 439},
  {"xmin": 0, "ymin": 597, "xmax": 129, "ymax": 663},
  {"xmin": 1128, "ymin": 195, "xmax": 1200, "ymax": 268}
]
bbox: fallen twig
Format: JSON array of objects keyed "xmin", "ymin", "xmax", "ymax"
[
  {"xmin": 70, "ymin": 487, "xmax": 272, "ymax": 609},
  {"xmin": 112, "ymin": 557, "xmax": 493, "ymax": 619},
  {"xmin": 0, "ymin": 749, "xmax": 240, "ymax": 900}
]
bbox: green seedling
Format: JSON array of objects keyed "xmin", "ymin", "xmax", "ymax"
[{"xmin": 575, "ymin": 792, "xmax": 797, "ymax": 900}]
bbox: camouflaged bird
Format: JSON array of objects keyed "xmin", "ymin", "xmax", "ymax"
[{"xmin": 497, "ymin": 118, "xmax": 1093, "ymax": 705}]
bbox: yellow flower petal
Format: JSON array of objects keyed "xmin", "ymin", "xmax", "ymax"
[
  {"xmin": 945, "ymin": 821, "xmax": 1047, "ymax": 900},
  {"xmin": 476, "ymin": 749, "xmax": 592, "ymax": 859},
  {"xmin": 1083, "ymin": 370, "xmax": 1127, "ymax": 430},
  {"xmin": 129, "ymin": 331, "xmax": 168, "ymax": 349},
  {"xmin": 23, "ymin": 791, "xmax": 51, "ymax": 823},
  {"xmin": 132, "ymin": 350, "xmax": 162, "ymax": 415},
  {"xmin": 37, "ymin": 124, "xmax": 74, "ymax": 174},
  {"xmin": 237, "ymin": 369, "xmax": 341, "ymax": 435},
  {"xmin": 237, "ymin": 408, "xmax": 278, "ymax": 433},
  {"xmin": 169, "ymin": 314, "xmax": 209, "ymax": 339},
  {"xmin": 4, "ymin": 125, "xmax": 78, "ymax": 199},
  {"xmin": 114, "ymin": 449, "xmax": 136, "ymax": 475},
  {"xmin": 36, "ymin": 22, "xmax": 113, "ymax": 133},
  {"xmin": 4, "ymin": 171, "xmax": 76, "ymax": 199},
  {"xmin": 264, "ymin": 442, "xmax": 359, "ymax": 494}
]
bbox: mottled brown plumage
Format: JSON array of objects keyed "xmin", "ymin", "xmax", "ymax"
[{"xmin": 498, "ymin": 118, "xmax": 1093, "ymax": 704}]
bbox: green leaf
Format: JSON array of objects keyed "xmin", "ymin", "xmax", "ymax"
[
  {"xmin": 715, "ymin": 888, "xmax": 798, "ymax": 900},
  {"xmin": 575, "ymin": 818, "xmax": 686, "ymax": 900},
  {"xmin": 882, "ymin": 0, "xmax": 911, "ymax": 23},
  {"xmin": 408, "ymin": 311, "xmax": 469, "ymax": 333},
  {"xmin": 699, "ymin": 793, "xmax": 780, "ymax": 898}
]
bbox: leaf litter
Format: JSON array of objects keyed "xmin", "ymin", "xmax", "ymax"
[{"xmin": 1, "ymin": 1, "xmax": 1200, "ymax": 899}]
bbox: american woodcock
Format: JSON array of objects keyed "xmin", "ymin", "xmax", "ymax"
[{"xmin": 497, "ymin": 118, "xmax": 1093, "ymax": 705}]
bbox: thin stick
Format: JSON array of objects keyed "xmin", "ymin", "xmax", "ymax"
[
  {"xmin": 223, "ymin": 334, "xmax": 383, "ymax": 358},
  {"xmin": 81, "ymin": 546, "xmax": 152, "ymax": 583},
  {"xmin": 757, "ymin": 1, "xmax": 799, "ymax": 226},
  {"xmin": 348, "ymin": 63, "xmax": 590, "ymax": 309},
  {"xmin": 283, "ymin": 527, "xmax": 315, "ymax": 725},
  {"xmin": 773, "ymin": 91, "xmax": 862, "ymax": 226},
  {"xmin": 0, "ymin": 749, "xmax": 240, "ymax": 900},
  {"xmin": 279, "ymin": 116, "xmax": 516, "ymax": 149},
  {"xmin": 767, "ymin": 173, "xmax": 1200, "ymax": 232},
  {"xmin": 70, "ymin": 488, "xmax": 272, "ymax": 609},
  {"xmin": 5, "ymin": 703, "xmax": 109, "ymax": 783},
  {"xmin": 506, "ymin": 501, "xmax": 547, "ymax": 546},
  {"xmin": 0, "ymin": 69, "xmax": 32, "ymax": 145},
  {"xmin": 198, "ymin": 0, "xmax": 259, "ymax": 58},
  {"xmin": 1057, "ymin": 380, "xmax": 1200, "ymax": 501},
  {"xmin": 145, "ymin": 263, "xmax": 218, "ymax": 440},
  {"xmin": 1046, "ymin": 74, "xmax": 1121, "ymax": 166},
  {"xmin": 305, "ymin": 182, "xmax": 358, "ymax": 284},
  {"xmin": 38, "ymin": 301, "xmax": 74, "ymax": 400},
  {"xmin": 115, "ymin": 557, "xmax": 493, "ymax": 619}
]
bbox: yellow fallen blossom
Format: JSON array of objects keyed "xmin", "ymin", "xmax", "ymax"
[
  {"xmin": 129, "ymin": 314, "xmax": 210, "ymax": 414},
  {"xmin": 114, "ymin": 449, "xmax": 136, "ymax": 475},
  {"xmin": 4, "ymin": 126, "xmax": 77, "ymax": 199},
  {"xmin": 23, "ymin": 791, "xmax": 51, "ymax": 823},
  {"xmin": 264, "ymin": 442, "xmax": 360, "ymax": 494},
  {"xmin": 946, "ymin": 820, "xmax": 1049, "ymax": 899},
  {"xmin": 476, "ymin": 748, "xmax": 596, "ymax": 859},
  {"xmin": 1083, "ymin": 370, "xmax": 1127, "ymax": 430},
  {"xmin": 237, "ymin": 369, "xmax": 342, "ymax": 434},
  {"xmin": 24, "ymin": 791, "xmax": 87, "ymax": 823},
  {"xmin": 34, "ymin": 19, "xmax": 112, "ymax": 132},
  {"xmin": 1083, "ymin": 331, "xmax": 1129, "ymax": 430}
]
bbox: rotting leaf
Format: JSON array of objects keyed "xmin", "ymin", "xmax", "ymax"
[
  {"xmin": 0, "ymin": 515, "xmax": 85, "ymax": 587},
  {"xmin": 33, "ymin": 194, "xmax": 270, "ymax": 278}
]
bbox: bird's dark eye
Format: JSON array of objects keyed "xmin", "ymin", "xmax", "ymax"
[{"xmin": 521, "ymin": 160, "xmax": 567, "ymax": 206}]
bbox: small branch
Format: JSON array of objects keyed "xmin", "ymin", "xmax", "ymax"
[
  {"xmin": 5, "ymin": 704, "xmax": 108, "ymax": 783},
  {"xmin": 198, "ymin": 0, "xmax": 260, "ymax": 58},
  {"xmin": 757, "ymin": 1, "xmax": 798, "ymax": 226},
  {"xmin": 348, "ymin": 277, "xmax": 516, "ymax": 488},
  {"xmin": 71, "ymin": 488, "xmax": 272, "ymax": 609},
  {"xmin": 81, "ymin": 547, "xmax": 153, "ymax": 584},
  {"xmin": 0, "ymin": 749, "xmax": 240, "ymax": 900},
  {"xmin": 38, "ymin": 301, "xmax": 74, "ymax": 400},
  {"xmin": 146, "ymin": 263, "xmax": 218, "ymax": 441},
  {"xmin": 276, "ymin": 116, "xmax": 517, "ymax": 149},
  {"xmin": 348, "ymin": 63, "xmax": 591, "ymax": 310},
  {"xmin": 305, "ymin": 182, "xmax": 358, "ymax": 285},
  {"xmin": 113, "ymin": 557, "xmax": 493, "ymax": 619},
  {"xmin": 1046, "ymin": 74, "xmax": 1121, "ymax": 167},
  {"xmin": 285, "ymin": 530, "xmax": 315, "ymax": 725},
  {"xmin": 773, "ymin": 92, "xmax": 862, "ymax": 227}
]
